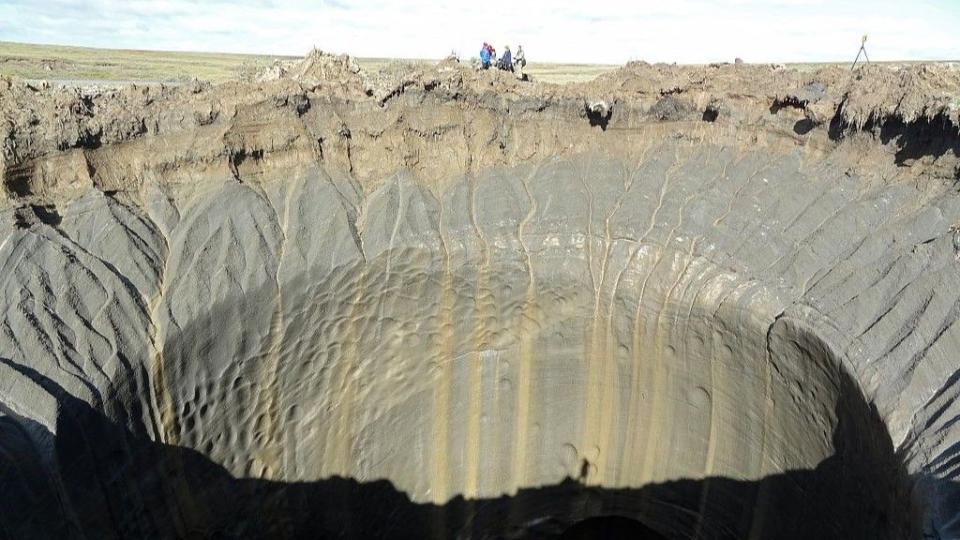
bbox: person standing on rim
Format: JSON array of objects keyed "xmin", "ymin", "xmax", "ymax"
[
  {"xmin": 498, "ymin": 45, "xmax": 513, "ymax": 71},
  {"xmin": 514, "ymin": 45, "xmax": 526, "ymax": 79},
  {"xmin": 479, "ymin": 42, "xmax": 492, "ymax": 69}
]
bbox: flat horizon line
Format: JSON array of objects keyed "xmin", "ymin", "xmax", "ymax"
[{"xmin": 2, "ymin": 40, "xmax": 956, "ymax": 68}]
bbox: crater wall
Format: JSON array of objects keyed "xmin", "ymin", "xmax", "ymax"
[{"xmin": 1, "ymin": 60, "xmax": 959, "ymax": 538}]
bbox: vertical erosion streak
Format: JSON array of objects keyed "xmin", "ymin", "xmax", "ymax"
[
  {"xmin": 510, "ymin": 164, "xmax": 541, "ymax": 495},
  {"xmin": 583, "ymin": 154, "xmax": 626, "ymax": 486},
  {"xmin": 145, "ymin": 223, "xmax": 194, "ymax": 536},
  {"xmin": 620, "ymin": 147, "xmax": 682, "ymax": 483},
  {"xmin": 619, "ymin": 252, "xmax": 655, "ymax": 479},
  {"xmin": 430, "ymin": 195, "xmax": 455, "ymax": 514},
  {"xmin": 464, "ymin": 172, "xmax": 491, "ymax": 500},
  {"xmin": 644, "ymin": 148, "xmax": 729, "ymax": 506},
  {"xmin": 746, "ymin": 318, "xmax": 780, "ymax": 540},
  {"xmin": 637, "ymin": 145, "xmax": 696, "ymax": 492},
  {"xmin": 327, "ymin": 178, "xmax": 400, "ymax": 481},
  {"xmin": 253, "ymin": 181, "xmax": 291, "ymax": 480},
  {"xmin": 638, "ymin": 252, "xmax": 694, "ymax": 490},
  {"xmin": 323, "ymin": 231, "xmax": 376, "ymax": 481},
  {"xmin": 595, "ymin": 153, "xmax": 660, "ymax": 487},
  {"xmin": 600, "ymin": 156, "xmax": 649, "ymax": 486},
  {"xmin": 602, "ymin": 156, "xmax": 649, "ymax": 485},
  {"xmin": 148, "ymin": 247, "xmax": 174, "ymax": 446},
  {"xmin": 579, "ymin": 154, "xmax": 607, "ymax": 485},
  {"xmin": 689, "ymin": 275, "xmax": 721, "ymax": 540},
  {"xmin": 324, "ymin": 279, "xmax": 361, "ymax": 478}
]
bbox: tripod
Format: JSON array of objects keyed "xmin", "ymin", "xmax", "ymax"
[{"xmin": 851, "ymin": 35, "xmax": 870, "ymax": 71}]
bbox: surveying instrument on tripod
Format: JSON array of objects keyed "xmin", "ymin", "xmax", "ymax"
[{"xmin": 851, "ymin": 34, "xmax": 870, "ymax": 70}]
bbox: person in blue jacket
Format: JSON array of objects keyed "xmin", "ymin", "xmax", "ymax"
[{"xmin": 479, "ymin": 43, "xmax": 492, "ymax": 69}]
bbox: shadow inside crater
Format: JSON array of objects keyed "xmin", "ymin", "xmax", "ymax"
[{"xmin": 0, "ymin": 353, "xmax": 925, "ymax": 540}]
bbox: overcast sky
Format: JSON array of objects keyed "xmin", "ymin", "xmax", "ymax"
[{"xmin": 1, "ymin": 0, "xmax": 957, "ymax": 64}]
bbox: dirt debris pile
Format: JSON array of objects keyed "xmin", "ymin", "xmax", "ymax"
[{"xmin": 2, "ymin": 56, "xmax": 957, "ymax": 191}]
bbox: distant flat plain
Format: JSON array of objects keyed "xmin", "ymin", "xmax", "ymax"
[
  {"xmin": 0, "ymin": 41, "xmax": 616, "ymax": 85},
  {"xmin": 1, "ymin": 41, "xmax": 951, "ymax": 86}
]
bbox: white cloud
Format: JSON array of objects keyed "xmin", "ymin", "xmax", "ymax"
[{"xmin": 0, "ymin": 0, "xmax": 956, "ymax": 64}]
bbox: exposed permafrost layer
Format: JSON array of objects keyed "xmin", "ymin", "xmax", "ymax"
[{"xmin": 1, "ymin": 57, "xmax": 959, "ymax": 539}]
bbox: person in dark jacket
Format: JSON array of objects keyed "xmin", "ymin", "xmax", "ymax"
[{"xmin": 497, "ymin": 45, "xmax": 513, "ymax": 71}]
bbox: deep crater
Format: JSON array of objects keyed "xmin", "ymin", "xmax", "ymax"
[
  {"xmin": 145, "ymin": 250, "xmax": 908, "ymax": 539},
  {"xmin": 3, "ymin": 60, "xmax": 960, "ymax": 539},
  {"xmin": 4, "ymin": 247, "xmax": 910, "ymax": 539},
  {"xmin": 2, "ymin": 151, "xmax": 917, "ymax": 539}
]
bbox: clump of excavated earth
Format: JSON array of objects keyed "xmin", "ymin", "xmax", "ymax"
[{"xmin": 2, "ymin": 50, "xmax": 960, "ymax": 539}]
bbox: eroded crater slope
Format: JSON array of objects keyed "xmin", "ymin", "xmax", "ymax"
[{"xmin": 1, "ymin": 54, "xmax": 959, "ymax": 539}]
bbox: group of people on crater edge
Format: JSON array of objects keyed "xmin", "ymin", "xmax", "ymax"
[{"xmin": 479, "ymin": 43, "xmax": 527, "ymax": 80}]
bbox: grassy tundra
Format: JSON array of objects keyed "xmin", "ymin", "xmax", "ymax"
[{"xmin": 0, "ymin": 41, "xmax": 617, "ymax": 85}]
